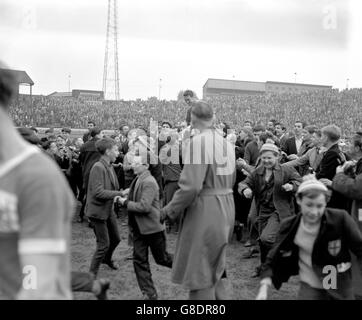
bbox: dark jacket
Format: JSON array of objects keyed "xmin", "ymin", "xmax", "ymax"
[
  {"xmin": 238, "ymin": 164, "xmax": 302, "ymax": 220},
  {"xmin": 316, "ymin": 143, "xmax": 345, "ymax": 180},
  {"xmin": 86, "ymin": 157, "xmax": 122, "ymax": 220},
  {"xmin": 332, "ymin": 159, "xmax": 362, "ymax": 296},
  {"xmin": 127, "ymin": 170, "xmax": 165, "ymax": 235},
  {"xmin": 332, "ymin": 169, "xmax": 362, "ymax": 231},
  {"xmin": 282, "ymin": 137, "xmax": 298, "ymax": 156},
  {"xmin": 244, "ymin": 140, "xmax": 259, "ymax": 166},
  {"xmin": 79, "ymin": 138, "xmax": 101, "ymax": 190},
  {"xmin": 260, "ymin": 208, "xmax": 362, "ymax": 299},
  {"xmin": 316, "ymin": 143, "xmax": 348, "ymax": 210},
  {"xmin": 82, "ymin": 132, "xmax": 91, "ymax": 143}
]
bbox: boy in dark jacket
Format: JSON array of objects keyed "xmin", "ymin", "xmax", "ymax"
[
  {"xmin": 117, "ymin": 153, "xmax": 172, "ymax": 300},
  {"xmin": 256, "ymin": 175, "xmax": 362, "ymax": 300},
  {"xmin": 86, "ymin": 138, "xmax": 124, "ymax": 276}
]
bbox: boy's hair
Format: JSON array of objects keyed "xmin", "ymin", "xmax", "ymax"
[
  {"xmin": 90, "ymin": 127, "xmax": 102, "ymax": 138},
  {"xmin": 321, "ymin": 125, "xmax": 341, "ymax": 143},
  {"xmin": 253, "ymin": 124, "xmax": 265, "ymax": 132},
  {"xmin": 304, "ymin": 125, "xmax": 318, "ymax": 135},
  {"xmin": 183, "ymin": 90, "xmax": 194, "ymax": 97},
  {"xmin": 295, "ymin": 120, "xmax": 306, "ymax": 128},
  {"xmin": 95, "ymin": 138, "xmax": 116, "ymax": 155},
  {"xmin": 161, "ymin": 121, "xmax": 172, "ymax": 128},
  {"xmin": 268, "ymin": 118, "xmax": 277, "ymax": 125}
]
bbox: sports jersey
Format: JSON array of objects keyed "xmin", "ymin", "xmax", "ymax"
[{"xmin": 0, "ymin": 145, "xmax": 75, "ymax": 299}]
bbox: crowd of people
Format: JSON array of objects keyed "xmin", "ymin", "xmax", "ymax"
[
  {"xmin": 10, "ymin": 88, "xmax": 362, "ymax": 139},
  {"xmin": 1, "ymin": 67, "xmax": 362, "ymax": 301}
]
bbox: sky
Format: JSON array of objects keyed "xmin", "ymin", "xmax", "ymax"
[{"xmin": 0, "ymin": 0, "xmax": 361, "ymax": 100}]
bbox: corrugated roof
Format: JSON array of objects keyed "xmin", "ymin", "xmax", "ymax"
[
  {"xmin": 0, "ymin": 69, "xmax": 34, "ymax": 85},
  {"xmin": 204, "ymin": 78, "xmax": 265, "ymax": 92},
  {"xmin": 48, "ymin": 92, "xmax": 72, "ymax": 97},
  {"xmin": 266, "ymin": 81, "xmax": 332, "ymax": 88}
]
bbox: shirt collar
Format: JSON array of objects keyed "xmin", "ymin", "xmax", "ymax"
[
  {"xmin": 100, "ymin": 156, "xmax": 112, "ymax": 167},
  {"xmin": 256, "ymin": 163, "xmax": 281, "ymax": 175},
  {"xmin": 137, "ymin": 169, "xmax": 151, "ymax": 180}
]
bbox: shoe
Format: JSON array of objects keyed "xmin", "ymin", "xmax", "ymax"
[
  {"xmin": 102, "ymin": 260, "xmax": 119, "ymax": 270},
  {"xmin": 95, "ymin": 279, "xmax": 110, "ymax": 300},
  {"xmin": 235, "ymin": 226, "xmax": 243, "ymax": 242},
  {"xmin": 166, "ymin": 224, "xmax": 171, "ymax": 234},
  {"xmin": 242, "ymin": 247, "xmax": 259, "ymax": 259},
  {"xmin": 251, "ymin": 266, "xmax": 262, "ymax": 278},
  {"xmin": 244, "ymin": 240, "xmax": 252, "ymax": 247},
  {"xmin": 251, "ymin": 247, "xmax": 259, "ymax": 254},
  {"xmin": 143, "ymin": 293, "xmax": 158, "ymax": 300}
]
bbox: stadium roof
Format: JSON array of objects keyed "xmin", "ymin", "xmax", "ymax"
[
  {"xmin": 203, "ymin": 78, "xmax": 265, "ymax": 92},
  {"xmin": 203, "ymin": 78, "xmax": 333, "ymax": 92},
  {"xmin": 0, "ymin": 69, "xmax": 34, "ymax": 86},
  {"xmin": 266, "ymin": 81, "xmax": 332, "ymax": 88},
  {"xmin": 48, "ymin": 91, "xmax": 72, "ymax": 97}
]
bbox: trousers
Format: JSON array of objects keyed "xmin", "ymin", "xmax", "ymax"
[
  {"xmin": 133, "ymin": 229, "xmax": 173, "ymax": 298},
  {"xmin": 89, "ymin": 213, "xmax": 121, "ymax": 276}
]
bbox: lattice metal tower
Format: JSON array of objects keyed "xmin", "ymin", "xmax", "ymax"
[{"xmin": 102, "ymin": 0, "xmax": 120, "ymax": 100}]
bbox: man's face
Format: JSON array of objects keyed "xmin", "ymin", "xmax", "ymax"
[
  {"xmin": 301, "ymin": 129, "xmax": 310, "ymax": 141},
  {"xmin": 321, "ymin": 133, "xmax": 329, "ymax": 147},
  {"xmin": 106, "ymin": 145, "xmax": 119, "ymax": 163},
  {"xmin": 132, "ymin": 156, "xmax": 148, "ymax": 175},
  {"xmin": 162, "ymin": 123, "xmax": 171, "ymax": 130},
  {"xmin": 88, "ymin": 123, "xmax": 95, "ymax": 131},
  {"xmin": 122, "ymin": 126, "xmax": 130, "ymax": 136},
  {"xmin": 267, "ymin": 122, "xmax": 274, "ymax": 130},
  {"xmin": 62, "ymin": 132, "xmax": 70, "ymax": 140},
  {"xmin": 297, "ymin": 194, "xmax": 326, "ymax": 225},
  {"xmin": 50, "ymin": 142, "xmax": 58, "ymax": 154},
  {"xmin": 184, "ymin": 95, "xmax": 192, "ymax": 105},
  {"xmin": 294, "ymin": 122, "xmax": 303, "ymax": 136},
  {"xmin": 253, "ymin": 130, "xmax": 263, "ymax": 140},
  {"xmin": 75, "ymin": 138, "xmax": 84, "ymax": 148},
  {"xmin": 244, "ymin": 122, "xmax": 252, "ymax": 130},
  {"xmin": 311, "ymin": 133, "xmax": 321, "ymax": 145},
  {"xmin": 56, "ymin": 137, "xmax": 65, "ymax": 147},
  {"xmin": 260, "ymin": 151, "xmax": 278, "ymax": 169},
  {"xmin": 238, "ymin": 130, "xmax": 247, "ymax": 140},
  {"xmin": 275, "ymin": 125, "xmax": 283, "ymax": 136}
]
